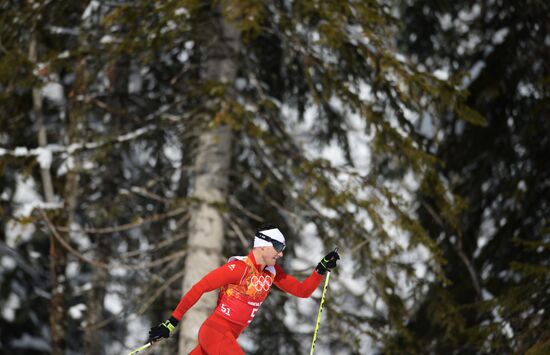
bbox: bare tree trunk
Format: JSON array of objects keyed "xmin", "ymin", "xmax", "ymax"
[
  {"xmin": 29, "ymin": 34, "xmax": 68, "ymax": 355},
  {"xmin": 30, "ymin": 36, "xmax": 55, "ymax": 203},
  {"xmin": 178, "ymin": 6, "xmax": 241, "ymax": 354}
]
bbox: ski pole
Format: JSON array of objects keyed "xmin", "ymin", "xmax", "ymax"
[
  {"xmin": 126, "ymin": 341, "xmax": 153, "ymax": 355},
  {"xmin": 310, "ymin": 247, "xmax": 337, "ymax": 355}
]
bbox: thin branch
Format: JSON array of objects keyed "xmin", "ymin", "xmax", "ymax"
[
  {"xmin": 224, "ymin": 214, "xmax": 252, "ymax": 249},
  {"xmin": 41, "ymin": 209, "xmax": 187, "ymax": 270},
  {"xmin": 118, "ymin": 230, "xmax": 188, "ymax": 259},
  {"xmin": 137, "ymin": 268, "xmax": 187, "ymax": 315},
  {"xmin": 420, "ymin": 199, "xmax": 482, "ymax": 298},
  {"xmin": 56, "ymin": 207, "xmax": 188, "ymax": 235},
  {"xmin": 85, "ymin": 267, "xmax": 186, "ymax": 331},
  {"xmin": 40, "ymin": 209, "xmax": 111, "ymax": 269}
]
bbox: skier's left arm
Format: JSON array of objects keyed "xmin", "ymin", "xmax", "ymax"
[{"xmin": 273, "ymin": 250, "xmax": 340, "ymax": 298}]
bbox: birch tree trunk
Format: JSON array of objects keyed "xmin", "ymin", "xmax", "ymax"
[{"xmin": 178, "ymin": 6, "xmax": 241, "ymax": 354}]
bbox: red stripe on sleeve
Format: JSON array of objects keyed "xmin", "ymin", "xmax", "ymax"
[
  {"xmin": 273, "ymin": 264, "xmax": 323, "ymax": 298},
  {"xmin": 171, "ymin": 260, "xmax": 248, "ymax": 321}
]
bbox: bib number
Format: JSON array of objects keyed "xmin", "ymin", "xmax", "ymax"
[{"xmin": 220, "ymin": 303, "xmax": 231, "ymax": 316}]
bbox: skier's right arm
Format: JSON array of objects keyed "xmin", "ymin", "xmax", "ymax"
[
  {"xmin": 171, "ymin": 260, "xmax": 248, "ymax": 320},
  {"xmin": 147, "ymin": 260, "xmax": 247, "ymax": 342}
]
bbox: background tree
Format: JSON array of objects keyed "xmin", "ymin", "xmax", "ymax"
[{"xmin": 391, "ymin": 0, "xmax": 550, "ymax": 353}]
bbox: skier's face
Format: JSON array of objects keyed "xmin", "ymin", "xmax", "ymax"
[{"xmin": 262, "ymin": 246, "xmax": 283, "ymax": 266}]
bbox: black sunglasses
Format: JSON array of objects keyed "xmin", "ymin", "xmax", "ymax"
[{"xmin": 256, "ymin": 232, "xmax": 286, "ymax": 252}]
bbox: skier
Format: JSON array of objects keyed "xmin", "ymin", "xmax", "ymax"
[{"xmin": 147, "ymin": 225, "xmax": 340, "ymax": 354}]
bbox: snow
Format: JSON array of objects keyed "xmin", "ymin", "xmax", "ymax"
[
  {"xmin": 14, "ymin": 147, "xmax": 30, "ymax": 156},
  {"xmin": 12, "ymin": 175, "xmax": 44, "ymax": 217},
  {"xmin": 124, "ymin": 315, "xmax": 150, "ymax": 353},
  {"xmin": 66, "ymin": 261, "xmax": 81, "ymax": 278},
  {"xmin": 47, "ymin": 26, "xmax": 79, "ymax": 36},
  {"xmin": 129, "ymin": 72, "xmax": 143, "ymax": 93},
  {"xmin": 2, "ymin": 293, "xmax": 21, "ymax": 321},
  {"xmin": 492, "ymin": 28, "xmax": 509, "ymax": 45},
  {"xmin": 57, "ymin": 154, "xmax": 75, "ymax": 176},
  {"xmin": 0, "ymin": 190, "xmax": 9, "ymax": 201},
  {"xmin": 235, "ymin": 78, "xmax": 247, "ymax": 90},
  {"xmin": 104, "ymin": 293, "xmax": 123, "ymax": 314},
  {"xmin": 82, "ymin": 0, "xmax": 100, "ymax": 20},
  {"xmin": 41, "ymin": 82, "xmax": 65, "ymax": 105},
  {"xmin": 10, "ymin": 334, "xmax": 51, "ymax": 352},
  {"xmin": 1, "ymin": 255, "xmax": 16, "ymax": 271},
  {"xmin": 35, "ymin": 147, "xmax": 53, "ymax": 170},
  {"xmin": 100, "ymin": 35, "xmax": 115, "ymax": 44},
  {"xmin": 117, "ymin": 125, "xmax": 155, "ymax": 142},
  {"xmin": 163, "ymin": 142, "xmax": 182, "ymax": 164},
  {"xmin": 68, "ymin": 222, "xmax": 90, "ymax": 250},
  {"xmin": 175, "ymin": 7, "xmax": 189, "ymax": 16},
  {"xmin": 14, "ymin": 201, "xmax": 63, "ymax": 218},
  {"xmin": 69, "ymin": 303, "xmax": 87, "ymax": 319},
  {"xmin": 433, "ymin": 69, "xmax": 449, "ymax": 80},
  {"xmin": 58, "ymin": 50, "xmax": 70, "ymax": 59}
]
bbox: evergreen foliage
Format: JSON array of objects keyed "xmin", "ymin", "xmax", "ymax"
[{"xmin": 394, "ymin": 0, "xmax": 550, "ymax": 353}]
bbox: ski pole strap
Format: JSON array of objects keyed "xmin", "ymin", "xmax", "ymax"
[
  {"xmin": 162, "ymin": 319, "xmax": 176, "ymax": 333},
  {"xmin": 310, "ymin": 270, "xmax": 331, "ymax": 355}
]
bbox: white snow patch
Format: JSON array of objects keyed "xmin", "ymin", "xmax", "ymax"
[
  {"xmin": 100, "ymin": 35, "xmax": 115, "ymax": 44},
  {"xmin": 2, "ymin": 293, "xmax": 21, "ymax": 321},
  {"xmin": 177, "ymin": 50, "xmax": 190, "ymax": 63},
  {"xmin": 185, "ymin": 41, "xmax": 194, "ymax": 50},
  {"xmin": 82, "ymin": 0, "xmax": 100, "ymax": 20},
  {"xmin": 129, "ymin": 72, "xmax": 143, "ymax": 93},
  {"xmin": 235, "ymin": 78, "xmax": 247, "ymax": 90},
  {"xmin": 163, "ymin": 143, "xmax": 182, "ymax": 164},
  {"xmin": 122, "ymin": 316, "xmax": 151, "ymax": 354},
  {"xmin": 10, "ymin": 333, "xmax": 50, "ymax": 351},
  {"xmin": 58, "ymin": 50, "xmax": 70, "ymax": 59},
  {"xmin": 175, "ymin": 7, "xmax": 189, "ymax": 16},
  {"xmin": 433, "ymin": 69, "xmax": 449, "ymax": 80},
  {"xmin": 462, "ymin": 60, "xmax": 485, "ymax": 88},
  {"xmin": 66, "ymin": 261, "xmax": 80, "ymax": 278},
  {"xmin": 6, "ymin": 221, "xmax": 35, "ymax": 247},
  {"xmin": 41, "ymin": 82, "xmax": 65, "ymax": 105},
  {"xmin": 105, "ymin": 293, "xmax": 123, "ymax": 314},
  {"xmin": 492, "ymin": 28, "xmax": 509, "ymax": 45},
  {"xmin": 35, "ymin": 147, "xmax": 53, "ymax": 170},
  {"xmin": 14, "ymin": 147, "xmax": 30, "ymax": 156},
  {"xmin": 1, "ymin": 255, "xmax": 16, "ymax": 270},
  {"xmin": 82, "ymin": 159, "xmax": 96, "ymax": 170},
  {"xmin": 69, "ymin": 303, "xmax": 87, "ymax": 319},
  {"xmin": 15, "ymin": 201, "xmax": 63, "ymax": 218},
  {"xmin": 47, "ymin": 26, "xmax": 79, "ymax": 36}
]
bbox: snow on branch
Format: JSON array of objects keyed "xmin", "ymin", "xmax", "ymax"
[
  {"xmin": 16, "ymin": 201, "xmax": 64, "ymax": 218},
  {"xmin": 0, "ymin": 124, "xmax": 156, "ymax": 163}
]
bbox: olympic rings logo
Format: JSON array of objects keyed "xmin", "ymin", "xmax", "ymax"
[{"xmin": 250, "ymin": 275, "xmax": 273, "ymax": 292}]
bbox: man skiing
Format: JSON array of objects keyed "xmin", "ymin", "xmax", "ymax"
[{"xmin": 147, "ymin": 225, "xmax": 340, "ymax": 354}]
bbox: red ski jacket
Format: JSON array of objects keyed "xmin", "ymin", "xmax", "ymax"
[{"xmin": 172, "ymin": 251, "xmax": 323, "ymax": 329}]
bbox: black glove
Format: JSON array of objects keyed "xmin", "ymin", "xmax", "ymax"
[
  {"xmin": 315, "ymin": 250, "xmax": 340, "ymax": 275},
  {"xmin": 148, "ymin": 317, "xmax": 178, "ymax": 343}
]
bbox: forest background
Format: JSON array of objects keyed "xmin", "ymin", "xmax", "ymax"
[{"xmin": 0, "ymin": 0, "xmax": 548, "ymax": 354}]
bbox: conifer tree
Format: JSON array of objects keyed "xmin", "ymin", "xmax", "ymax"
[
  {"xmin": 393, "ymin": 0, "xmax": 550, "ymax": 353},
  {"xmin": 0, "ymin": 0, "xmax": 490, "ymax": 354}
]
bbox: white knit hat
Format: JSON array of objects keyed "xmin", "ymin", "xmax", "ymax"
[{"xmin": 254, "ymin": 227, "xmax": 286, "ymax": 248}]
